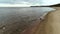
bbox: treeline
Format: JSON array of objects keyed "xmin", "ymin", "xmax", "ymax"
[{"xmin": 31, "ymin": 4, "xmax": 60, "ymax": 7}]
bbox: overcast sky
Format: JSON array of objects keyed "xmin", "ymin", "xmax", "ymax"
[{"xmin": 0, "ymin": 0, "xmax": 60, "ymax": 6}]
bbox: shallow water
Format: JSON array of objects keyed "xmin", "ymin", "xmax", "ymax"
[{"xmin": 0, "ymin": 7, "xmax": 55, "ymax": 25}]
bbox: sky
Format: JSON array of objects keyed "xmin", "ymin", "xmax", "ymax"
[{"xmin": 0, "ymin": 0, "xmax": 60, "ymax": 7}]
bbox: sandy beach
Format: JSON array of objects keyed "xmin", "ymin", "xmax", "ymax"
[{"xmin": 33, "ymin": 7, "xmax": 60, "ymax": 34}]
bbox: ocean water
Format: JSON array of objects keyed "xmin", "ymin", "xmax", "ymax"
[
  {"xmin": 0, "ymin": 7, "xmax": 55, "ymax": 34},
  {"xmin": 0, "ymin": 7, "xmax": 55, "ymax": 29}
]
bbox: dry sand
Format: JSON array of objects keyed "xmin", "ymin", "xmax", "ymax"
[{"xmin": 34, "ymin": 7, "xmax": 60, "ymax": 34}]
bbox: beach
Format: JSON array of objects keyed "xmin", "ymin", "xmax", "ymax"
[{"xmin": 33, "ymin": 7, "xmax": 60, "ymax": 34}]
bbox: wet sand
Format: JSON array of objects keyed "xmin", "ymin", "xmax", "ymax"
[{"xmin": 20, "ymin": 7, "xmax": 55, "ymax": 34}]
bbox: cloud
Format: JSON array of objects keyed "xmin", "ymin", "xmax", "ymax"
[
  {"xmin": 41, "ymin": 0, "xmax": 60, "ymax": 6},
  {"xmin": 0, "ymin": 0, "xmax": 12, "ymax": 3},
  {"xmin": 0, "ymin": 0, "xmax": 40, "ymax": 4},
  {"xmin": 0, "ymin": 0, "xmax": 60, "ymax": 6}
]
